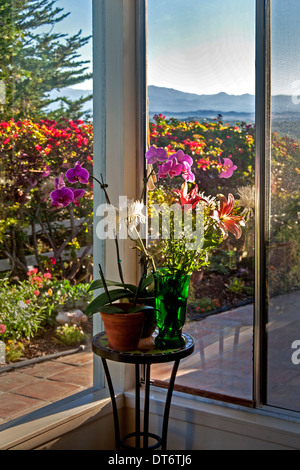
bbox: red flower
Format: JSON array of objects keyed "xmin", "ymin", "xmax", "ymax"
[
  {"xmin": 27, "ymin": 268, "xmax": 38, "ymax": 276},
  {"xmin": 173, "ymin": 183, "xmax": 207, "ymax": 212},
  {"xmin": 211, "ymin": 194, "xmax": 245, "ymax": 239}
]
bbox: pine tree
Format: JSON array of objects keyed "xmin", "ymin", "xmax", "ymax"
[{"xmin": 0, "ymin": 0, "xmax": 92, "ymax": 121}]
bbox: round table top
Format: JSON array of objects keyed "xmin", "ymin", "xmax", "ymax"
[{"xmin": 92, "ymin": 332, "xmax": 195, "ymax": 365}]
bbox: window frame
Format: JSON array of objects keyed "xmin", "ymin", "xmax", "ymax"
[{"xmin": 1, "ymin": 0, "xmax": 300, "ymax": 449}]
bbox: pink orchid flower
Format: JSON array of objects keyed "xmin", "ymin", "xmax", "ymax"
[
  {"xmin": 158, "ymin": 157, "xmax": 182, "ymax": 179},
  {"xmin": 219, "ymin": 158, "xmax": 237, "ymax": 179},
  {"xmin": 65, "ymin": 161, "xmax": 90, "ymax": 184},
  {"xmin": 145, "ymin": 146, "xmax": 168, "ymax": 164}
]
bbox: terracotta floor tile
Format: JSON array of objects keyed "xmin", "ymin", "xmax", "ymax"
[
  {"xmin": 55, "ymin": 351, "xmax": 93, "ymax": 366},
  {"xmin": 0, "ymin": 393, "xmax": 43, "ymax": 419},
  {"xmin": 0, "ymin": 372, "xmax": 40, "ymax": 392},
  {"xmin": 49, "ymin": 362, "xmax": 93, "ymax": 387},
  {"xmin": 14, "ymin": 379, "xmax": 80, "ymax": 401},
  {"xmin": 20, "ymin": 361, "xmax": 75, "ymax": 379}
]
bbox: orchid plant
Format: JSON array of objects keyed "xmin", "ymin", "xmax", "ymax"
[{"xmin": 49, "ymin": 163, "xmax": 154, "ymax": 315}]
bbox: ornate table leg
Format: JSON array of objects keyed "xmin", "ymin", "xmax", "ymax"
[
  {"xmin": 143, "ymin": 364, "xmax": 151, "ymax": 448},
  {"xmin": 135, "ymin": 363, "xmax": 141, "ymax": 448},
  {"xmin": 161, "ymin": 358, "xmax": 180, "ymax": 450},
  {"xmin": 101, "ymin": 358, "xmax": 121, "ymax": 450}
]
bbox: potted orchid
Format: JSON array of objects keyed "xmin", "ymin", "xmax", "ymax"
[{"xmin": 49, "ymin": 163, "xmax": 155, "ymax": 351}]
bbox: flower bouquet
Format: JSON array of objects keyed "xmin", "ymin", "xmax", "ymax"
[
  {"xmin": 144, "ymin": 146, "xmax": 246, "ymax": 347},
  {"xmin": 49, "ymin": 142, "xmax": 247, "ymax": 349}
]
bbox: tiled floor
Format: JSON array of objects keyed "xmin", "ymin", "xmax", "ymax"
[
  {"xmin": 0, "ymin": 349, "xmax": 94, "ymax": 425},
  {"xmin": 151, "ymin": 303, "xmax": 254, "ymax": 406}
]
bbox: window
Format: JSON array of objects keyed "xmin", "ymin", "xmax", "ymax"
[
  {"xmin": 147, "ymin": 0, "xmax": 300, "ymax": 417},
  {"xmin": 147, "ymin": 0, "xmax": 255, "ymax": 406},
  {"xmin": 0, "ymin": 0, "xmax": 94, "ymax": 422},
  {"xmin": 265, "ymin": 0, "xmax": 300, "ymax": 413}
]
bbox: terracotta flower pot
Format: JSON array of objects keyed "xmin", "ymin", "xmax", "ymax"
[{"xmin": 100, "ymin": 303, "xmax": 146, "ymax": 351}]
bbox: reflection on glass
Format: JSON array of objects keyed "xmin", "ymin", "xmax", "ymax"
[
  {"xmin": 0, "ymin": 0, "xmax": 93, "ymax": 423},
  {"xmin": 147, "ymin": 0, "xmax": 255, "ymax": 402},
  {"xmin": 267, "ymin": 0, "xmax": 300, "ymax": 412}
]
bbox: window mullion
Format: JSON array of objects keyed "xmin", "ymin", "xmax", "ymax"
[{"xmin": 254, "ymin": 0, "xmax": 271, "ymax": 408}]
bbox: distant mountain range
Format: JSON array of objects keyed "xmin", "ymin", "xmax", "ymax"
[
  {"xmin": 49, "ymin": 85, "xmax": 300, "ymax": 123},
  {"xmin": 148, "ymin": 86, "xmax": 300, "ymax": 122}
]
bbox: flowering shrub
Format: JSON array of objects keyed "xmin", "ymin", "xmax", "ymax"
[
  {"xmin": 149, "ymin": 114, "xmax": 255, "ymax": 196},
  {"xmin": 0, "ymin": 118, "xmax": 93, "ymax": 280},
  {"xmin": 5, "ymin": 340, "xmax": 25, "ymax": 363},
  {"xmin": 0, "ymin": 269, "xmax": 92, "ymax": 341},
  {"xmin": 55, "ymin": 324, "xmax": 88, "ymax": 347}
]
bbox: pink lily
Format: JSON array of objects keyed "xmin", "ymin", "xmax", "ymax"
[{"xmin": 211, "ymin": 194, "xmax": 245, "ymax": 239}]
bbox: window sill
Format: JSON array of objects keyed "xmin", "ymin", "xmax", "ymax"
[
  {"xmin": 1, "ymin": 383, "xmax": 300, "ymax": 450},
  {"xmin": 124, "ymin": 387, "xmax": 300, "ymax": 450},
  {"xmin": 0, "ymin": 387, "xmax": 123, "ymax": 450}
]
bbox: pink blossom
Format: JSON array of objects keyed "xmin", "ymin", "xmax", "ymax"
[
  {"xmin": 219, "ymin": 158, "xmax": 237, "ymax": 179},
  {"xmin": 145, "ymin": 146, "xmax": 168, "ymax": 164},
  {"xmin": 0, "ymin": 324, "xmax": 6, "ymax": 334}
]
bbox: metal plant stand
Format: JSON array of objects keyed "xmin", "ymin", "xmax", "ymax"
[{"xmin": 92, "ymin": 332, "xmax": 195, "ymax": 450}]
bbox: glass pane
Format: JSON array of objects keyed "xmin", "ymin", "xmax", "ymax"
[
  {"xmin": 267, "ymin": 0, "xmax": 300, "ymax": 412},
  {"xmin": 147, "ymin": 0, "xmax": 255, "ymax": 403},
  {"xmin": 0, "ymin": 0, "xmax": 93, "ymax": 423}
]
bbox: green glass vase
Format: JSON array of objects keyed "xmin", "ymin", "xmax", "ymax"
[{"xmin": 154, "ymin": 269, "xmax": 191, "ymax": 349}]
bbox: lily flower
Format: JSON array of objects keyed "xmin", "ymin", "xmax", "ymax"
[
  {"xmin": 65, "ymin": 161, "xmax": 90, "ymax": 184},
  {"xmin": 211, "ymin": 194, "xmax": 245, "ymax": 239},
  {"xmin": 173, "ymin": 182, "xmax": 207, "ymax": 211}
]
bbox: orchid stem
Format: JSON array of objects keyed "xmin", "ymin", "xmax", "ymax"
[{"xmin": 92, "ymin": 174, "xmax": 125, "ymax": 284}]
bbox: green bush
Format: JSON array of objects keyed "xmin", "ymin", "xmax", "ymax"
[
  {"xmin": 0, "ymin": 272, "xmax": 92, "ymax": 341},
  {"xmin": 55, "ymin": 324, "xmax": 88, "ymax": 347}
]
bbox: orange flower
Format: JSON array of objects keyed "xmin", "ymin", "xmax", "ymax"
[{"xmin": 211, "ymin": 194, "xmax": 245, "ymax": 239}]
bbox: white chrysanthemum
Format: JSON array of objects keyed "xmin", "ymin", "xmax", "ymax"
[
  {"xmin": 118, "ymin": 199, "xmax": 146, "ymax": 224},
  {"xmin": 237, "ymin": 186, "xmax": 255, "ymax": 219}
]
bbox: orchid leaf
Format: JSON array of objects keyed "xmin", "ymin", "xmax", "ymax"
[
  {"xmin": 88, "ymin": 279, "xmax": 137, "ymax": 293},
  {"xmin": 97, "ymin": 305, "xmax": 125, "ymax": 314},
  {"xmin": 140, "ymin": 273, "xmax": 154, "ymax": 291},
  {"xmin": 85, "ymin": 288, "xmax": 132, "ymax": 315}
]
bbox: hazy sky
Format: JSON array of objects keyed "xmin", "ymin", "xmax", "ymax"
[
  {"xmin": 147, "ymin": 0, "xmax": 256, "ymax": 96},
  {"xmin": 55, "ymin": 0, "xmax": 300, "ymax": 97},
  {"xmin": 55, "ymin": 0, "xmax": 93, "ymax": 90},
  {"xmin": 57, "ymin": 0, "xmax": 256, "ymax": 96}
]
